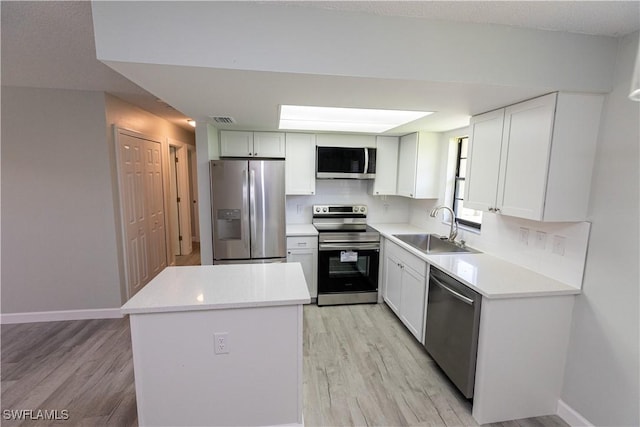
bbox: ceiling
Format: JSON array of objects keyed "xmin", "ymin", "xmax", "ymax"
[{"xmin": 3, "ymin": 1, "xmax": 639, "ymax": 135}]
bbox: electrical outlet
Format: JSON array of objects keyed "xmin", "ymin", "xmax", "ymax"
[
  {"xmin": 214, "ymin": 332, "xmax": 229, "ymax": 354},
  {"xmin": 296, "ymin": 204, "xmax": 303, "ymax": 214},
  {"xmin": 519, "ymin": 227, "xmax": 529, "ymax": 245},
  {"xmin": 552, "ymin": 235, "xmax": 566, "ymax": 256},
  {"xmin": 535, "ymin": 231, "xmax": 547, "ymax": 250}
]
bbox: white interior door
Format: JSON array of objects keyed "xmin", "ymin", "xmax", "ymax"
[
  {"xmin": 118, "ymin": 134, "xmax": 149, "ymax": 296},
  {"xmin": 145, "ymin": 140, "xmax": 167, "ymax": 278},
  {"xmin": 116, "ymin": 129, "xmax": 168, "ymax": 298}
]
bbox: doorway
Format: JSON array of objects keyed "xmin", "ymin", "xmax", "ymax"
[
  {"xmin": 115, "ymin": 128, "xmax": 168, "ymax": 298},
  {"xmin": 168, "ymin": 139, "xmax": 199, "ymax": 265}
]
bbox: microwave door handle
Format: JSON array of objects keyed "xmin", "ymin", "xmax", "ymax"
[{"xmin": 364, "ymin": 148, "xmax": 369, "ymax": 174}]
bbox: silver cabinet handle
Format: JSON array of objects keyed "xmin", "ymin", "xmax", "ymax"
[
  {"xmin": 430, "ymin": 276, "xmax": 474, "ymax": 305},
  {"xmin": 488, "ymin": 207, "xmax": 495, "ymax": 212}
]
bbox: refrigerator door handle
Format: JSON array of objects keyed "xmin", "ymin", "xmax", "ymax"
[
  {"xmin": 249, "ymin": 169, "xmax": 257, "ymax": 253},
  {"xmin": 242, "ymin": 168, "xmax": 250, "ymax": 251}
]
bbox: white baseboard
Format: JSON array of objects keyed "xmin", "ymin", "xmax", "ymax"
[
  {"xmin": 557, "ymin": 399, "xmax": 594, "ymax": 427},
  {"xmin": 1, "ymin": 308, "xmax": 123, "ymax": 324}
]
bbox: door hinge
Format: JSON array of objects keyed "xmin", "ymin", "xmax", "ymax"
[
  {"xmin": 179, "ymin": 235, "xmax": 183, "ymax": 241},
  {"xmin": 177, "ymin": 197, "xmax": 181, "ymax": 203},
  {"xmin": 174, "ymin": 156, "xmax": 179, "ymax": 163}
]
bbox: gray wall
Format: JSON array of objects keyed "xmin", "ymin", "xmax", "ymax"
[
  {"xmin": 1, "ymin": 87, "xmax": 122, "ymax": 312},
  {"xmin": 1, "ymin": 87, "xmax": 196, "ymax": 314},
  {"xmin": 561, "ymin": 32, "xmax": 640, "ymax": 426}
]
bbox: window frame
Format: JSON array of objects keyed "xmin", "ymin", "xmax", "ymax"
[{"xmin": 453, "ymin": 136, "xmax": 482, "ymax": 230}]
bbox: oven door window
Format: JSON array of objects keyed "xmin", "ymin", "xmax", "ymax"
[{"xmin": 318, "ymin": 249, "xmax": 379, "ymax": 293}]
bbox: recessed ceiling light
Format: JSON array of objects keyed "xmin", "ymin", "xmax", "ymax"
[{"xmin": 279, "ymin": 105, "xmax": 433, "ymax": 133}]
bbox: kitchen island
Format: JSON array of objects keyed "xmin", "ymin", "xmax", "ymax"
[{"xmin": 121, "ymin": 263, "xmax": 310, "ymax": 427}]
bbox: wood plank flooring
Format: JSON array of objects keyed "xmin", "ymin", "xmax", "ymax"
[
  {"xmin": 174, "ymin": 242, "xmax": 201, "ymax": 266},
  {"xmin": 1, "ymin": 303, "xmax": 569, "ymax": 426}
]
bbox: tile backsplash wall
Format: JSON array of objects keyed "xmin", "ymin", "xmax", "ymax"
[
  {"xmin": 285, "ymin": 179, "xmax": 410, "ymax": 224},
  {"xmin": 409, "ymin": 198, "xmax": 591, "ymax": 288}
]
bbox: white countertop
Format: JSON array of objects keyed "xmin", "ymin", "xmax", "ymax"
[
  {"xmin": 121, "ymin": 263, "xmax": 311, "ymax": 315},
  {"xmin": 370, "ymin": 223, "xmax": 580, "ymax": 299},
  {"xmin": 286, "ymin": 223, "xmax": 318, "ymax": 236}
]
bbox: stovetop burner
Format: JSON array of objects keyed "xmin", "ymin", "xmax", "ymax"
[{"xmin": 312, "ymin": 204, "xmax": 379, "ymax": 243}]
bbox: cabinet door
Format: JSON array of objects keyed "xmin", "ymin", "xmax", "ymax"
[
  {"xmin": 285, "ymin": 133, "xmax": 316, "ymax": 195},
  {"xmin": 254, "ymin": 132, "xmax": 286, "ymax": 158},
  {"xmin": 400, "ymin": 266, "xmax": 426, "ymax": 342},
  {"xmin": 220, "ymin": 131, "xmax": 254, "ymax": 157},
  {"xmin": 396, "ymin": 133, "xmax": 418, "ymax": 197},
  {"xmin": 383, "ymin": 254, "xmax": 403, "ymax": 315},
  {"xmin": 498, "ymin": 94, "xmax": 556, "ymax": 220},
  {"xmin": 287, "ymin": 248, "xmax": 317, "ymax": 299},
  {"xmin": 465, "ymin": 109, "xmax": 504, "ymax": 212},
  {"xmin": 371, "ymin": 136, "xmax": 399, "ymax": 195}
]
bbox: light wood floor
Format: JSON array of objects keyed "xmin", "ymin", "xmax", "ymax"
[
  {"xmin": 174, "ymin": 241, "xmax": 201, "ymax": 266},
  {"xmin": 1, "ymin": 303, "xmax": 569, "ymax": 427}
]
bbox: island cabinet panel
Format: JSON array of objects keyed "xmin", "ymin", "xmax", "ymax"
[
  {"xmin": 465, "ymin": 92, "xmax": 603, "ymax": 221},
  {"xmin": 129, "ymin": 305, "xmax": 303, "ymax": 427},
  {"xmin": 285, "ymin": 133, "xmax": 316, "ymax": 195}
]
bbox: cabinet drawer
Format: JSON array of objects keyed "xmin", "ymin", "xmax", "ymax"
[
  {"xmin": 287, "ymin": 236, "xmax": 317, "ymax": 249},
  {"xmin": 386, "ymin": 239, "xmax": 426, "ymax": 277}
]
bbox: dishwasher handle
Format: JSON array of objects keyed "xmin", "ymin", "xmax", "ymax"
[{"xmin": 430, "ymin": 275, "xmax": 475, "ymax": 306}]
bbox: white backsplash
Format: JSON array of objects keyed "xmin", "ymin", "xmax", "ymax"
[
  {"xmin": 285, "ymin": 179, "xmax": 410, "ymax": 224},
  {"xmin": 408, "ymin": 199, "xmax": 591, "ymax": 288},
  {"xmin": 286, "ymin": 178, "xmax": 590, "ymax": 289}
]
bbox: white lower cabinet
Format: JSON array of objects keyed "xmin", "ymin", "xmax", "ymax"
[
  {"xmin": 286, "ymin": 236, "xmax": 318, "ymax": 299},
  {"xmin": 382, "ymin": 239, "xmax": 427, "ymax": 341}
]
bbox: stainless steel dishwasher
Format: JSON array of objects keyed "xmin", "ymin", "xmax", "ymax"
[{"xmin": 424, "ymin": 266, "xmax": 482, "ymax": 399}]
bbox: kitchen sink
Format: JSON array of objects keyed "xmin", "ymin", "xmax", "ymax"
[{"xmin": 392, "ymin": 233, "xmax": 479, "ymax": 254}]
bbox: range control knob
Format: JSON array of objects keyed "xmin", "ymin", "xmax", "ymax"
[
  {"xmin": 315, "ymin": 207, "xmax": 320, "ymax": 212},
  {"xmin": 322, "ymin": 207, "xmax": 328, "ymax": 212}
]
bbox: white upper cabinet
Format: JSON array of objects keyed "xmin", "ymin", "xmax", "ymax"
[
  {"xmin": 253, "ymin": 132, "xmax": 286, "ymax": 158},
  {"xmin": 285, "ymin": 133, "xmax": 316, "ymax": 195},
  {"xmin": 370, "ymin": 136, "xmax": 399, "ymax": 196},
  {"xmin": 465, "ymin": 109, "xmax": 505, "ymax": 213},
  {"xmin": 220, "ymin": 131, "xmax": 285, "ymax": 158},
  {"xmin": 465, "ymin": 92, "xmax": 603, "ymax": 222},
  {"xmin": 396, "ymin": 132, "xmax": 441, "ymax": 199},
  {"xmin": 220, "ymin": 131, "xmax": 253, "ymax": 157}
]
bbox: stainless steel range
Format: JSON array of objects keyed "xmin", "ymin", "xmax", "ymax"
[{"xmin": 313, "ymin": 205, "xmax": 380, "ymax": 306}]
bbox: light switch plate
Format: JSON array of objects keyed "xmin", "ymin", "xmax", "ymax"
[
  {"xmin": 535, "ymin": 231, "xmax": 547, "ymax": 250},
  {"xmin": 552, "ymin": 235, "xmax": 566, "ymax": 256}
]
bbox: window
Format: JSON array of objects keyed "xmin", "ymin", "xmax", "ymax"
[{"xmin": 453, "ymin": 137, "xmax": 482, "ymax": 229}]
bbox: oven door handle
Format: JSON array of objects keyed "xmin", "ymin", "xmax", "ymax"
[{"xmin": 319, "ymin": 243, "xmax": 380, "ymax": 251}]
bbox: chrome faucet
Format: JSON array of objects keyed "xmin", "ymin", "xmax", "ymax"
[{"xmin": 429, "ymin": 205, "xmax": 458, "ymax": 242}]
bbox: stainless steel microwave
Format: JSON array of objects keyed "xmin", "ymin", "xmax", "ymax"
[{"xmin": 316, "ymin": 146, "xmax": 376, "ymax": 179}]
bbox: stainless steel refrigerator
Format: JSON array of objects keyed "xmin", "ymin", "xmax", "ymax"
[{"xmin": 210, "ymin": 160, "xmax": 286, "ymax": 264}]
